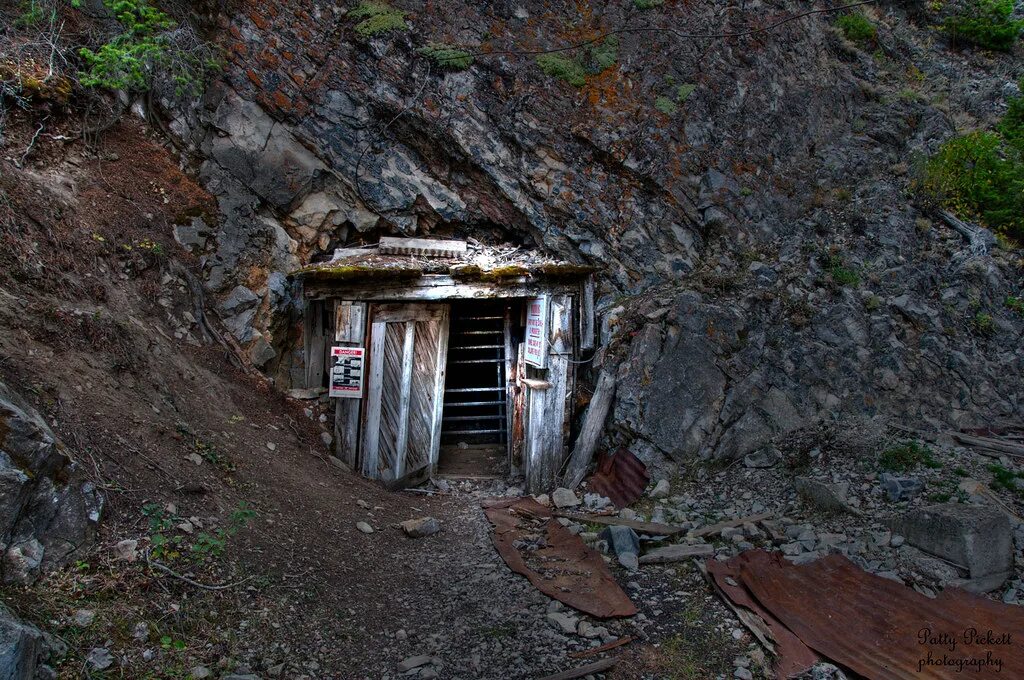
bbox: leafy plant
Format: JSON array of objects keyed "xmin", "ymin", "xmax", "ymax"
[
  {"xmin": 590, "ymin": 37, "xmax": 618, "ymax": 71},
  {"xmin": 16, "ymin": 0, "xmax": 52, "ymax": 27},
  {"xmin": 988, "ymin": 463, "xmax": 1024, "ymax": 498},
  {"xmin": 879, "ymin": 441, "xmax": 940, "ymax": 472},
  {"xmin": 634, "ymin": 0, "xmax": 664, "ymax": 8},
  {"xmin": 971, "ymin": 311, "xmax": 995, "ymax": 336},
  {"xmin": 1005, "ymin": 295, "xmax": 1024, "ymax": 315},
  {"xmin": 822, "ymin": 251, "xmax": 860, "ymax": 287},
  {"xmin": 535, "ymin": 54, "xmax": 587, "ymax": 86},
  {"xmin": 654, "ymin": 96, "xmax": 677, "ymax": 114},
  {"xmin": 835, "ymin": 13, "xmax": 877, "ymax": 45},
  {"xmin": 676, "ymin": 83, "xmax": 696, "ymax": 102},
  {"xmin": 919, "ymin": 130, "xmax": 1024, "ymax": 240},
  {"xmin": 77, "ymin": 0, "xmax": 219, "ymax": 95},
  {"xmin": 417, "ymin": 43, "xmax": 473, "ymax": 69},
  {"xmin": 350, "ymin": 1, "xmax": 408, "ymax": 37},
  {"xmin": 191, "ymin": 502, "xmax": 256, "ymax": 559},
  {"xmin": 942, "ymin": 0, "xmax": 1023, "ymax": 51}
]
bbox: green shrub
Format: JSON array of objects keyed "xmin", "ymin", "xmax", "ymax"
[
  {"xmin": 988, "ymin": 463, "xmax": 1024, "ymax": 497},
  {"xmin": 823, "ymin": 251, "xmax": 860, "ymax": 287},
  {"xmin": 350, "ymin": 1, "xmax": 408, "ymax": 37},
  {"xmin": 835, "ymin": 13, "xmax": 877, "ymax": 44},
  {"xmin": 634, "ymin": 0, "xmax": 664, "ymax": 8},
  {"xmin": 998, "ymin": 81, "xmax": 1024, "ymax": 151},
  {"xmin": 943, "ymin": 0, "xmax": 1023, "ymax": 51},
  {"xmin": 676, "ymin": 83, "xmax": 696, "ymax": 102},
  {"xmin": 417, "ymin": 43, "xmax": 473, "ymax": 69},
  {"xmin": 535, "ymin": 53, "xmax": 587, "ymax": 86},
  {"xmin": 1006, "ymin": 295, "xmax": 1024, "ymax": 314},
  {"xmin": 16, "ymin": 0, "xmax": 52, "ymax": 27},
  {"xmin": 879, "ymin": 441, "xmax": 940, "ymax": 472},
  {"xmin": 77, "ymin": 0, "xmax": 217, "ymax": 95},
  {"xmin": 971, "ymin": 311, "xmax": 996, "ymax": 336},
  {"xmin": 920, "ymin": 130, "xmax": 1024, "ymax": 240}
]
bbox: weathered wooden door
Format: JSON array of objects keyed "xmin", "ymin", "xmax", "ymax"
[{"xmin": 361, "ymin": 303, "xmax": 450, "ymax": 487}]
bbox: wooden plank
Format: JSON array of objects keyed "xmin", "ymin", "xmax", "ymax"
[
  {"xmin": 372, "ymin": 302, "xmax": 448, "ymax": 323},
  {"xmin": 360, "ymin": 319, "xmax": 387, "ymax": 479},
  {"xmin": 304, "ymin": 301, "xmax": 326, "ymax": 388},
  {"xmin": 563, "ymin": 370, "xmax": 616, "ymax": 489},
  {"xmin": 554, "ymin": 512, "xmax": 688, "ymax": 536},
  {"xmin": 537, "ymin": 657, "xmax": 618, "ymax": 680},
  {"xmin": 427, "ymin": 306, "xmax": 450, "ymax": 472},
  {"xmin": 334, "ymin": 301, "xmax": 366, "ymax": 343},
  {"xmin": 549, "ymin": 294, "xmax": 572, "ymax": 354},
  {"xmin": 304, "ymin": 276, "xmax": 581, "ymax": 301},
  {"xmin": 540, "ymin": 354, "xmax": 569, "ymax": 491},
  {"xmin": 579, "ymin": 275, "xmax": 595, "ymax": 351},
  {"xmin": 332, "ymin": 301, "xmax": 366, "ymax": 468},
  {"xmin": 568, "ymin": 636, "xmax": 633, "ymax": 659},
  {"xmin": 392, "ymin": 321, "xmax": 416, "ymax": 480},
  {"xmin": 951, "ymin": 432, "xmax": 1024, "ymax": 458},
  {"xmin": 689, "ymin": 512, "xmax": 773, "ymax": 538},
  {"xmin": 378, "ymin": 236, "xmax": 467, "ymax": 258}
]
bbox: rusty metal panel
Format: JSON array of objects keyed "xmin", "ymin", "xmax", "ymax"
[
  {"xmin": 717, "ymin": 550, "xmax": 1024, "ymax": 679},
  {"xmin": 482, "ymin": 497, "xmax": 637, "ymax": 619},
  {"xmin": 706, "ymin": 557, "xmax": 820, "ymax": 679},
  {"xmin": 587, "ymin": 448, "xmax": 650, "ymax": 509}
]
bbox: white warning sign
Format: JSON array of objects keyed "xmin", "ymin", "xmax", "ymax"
[
  {"xmin": 329, "ymin": 346, "xmax": 365, "ymax": 398},
  {"xmin": 524, "ymin": 297, "xmax": 548, "ymax": 369}
]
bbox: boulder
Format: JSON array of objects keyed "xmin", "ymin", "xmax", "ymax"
[
  {"xmin": 399, "ymin": 517, "xmax": 441, "ymax": 538},
  {"xmin": 794, "ymin": 477, "xmax": 856, "ymax": 515},
  {"xmin": 878, "ymin": 473, "xmax": 924, "ymax": 502},
  {"xmin": 886, "ymin": 503, "xmax": 1013, "ymax": 592},
  {"xmin": 551, "ymin": 488, "xmax": 580, "ymax": 509},
  {"xmin": 0, "ymin": 605, "xmax": 63, "ymax": 680},
  {"xmin": 743, "ymin": 445, "xmax": 782, "ymax": 469},
  {"xmin": 649, "ymin": 479, "xmax": 671, "ymax": 499},
  {"xmin": 0, "ymin": 380, "xmax": 103, "ymax": 584}
]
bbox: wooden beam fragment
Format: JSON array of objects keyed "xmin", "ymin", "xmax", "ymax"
[
  {"xmin": 951, "ymin": 432, "xmax": 1024, "ymax": 458},
  {"xmin": 563, "ymin": 370, "xmax": 615, "ymax": 489},
  {"xmin": 568, "ymin": 636, "xmax": 633, "ymax": 659},
  {"xmin": 689, "ymin": 512, "xmax": 773, "ymax": 539},
  {"xmin": 554, "ymin": 512, "xmax": 686, "ymax": 536},
  {"xmin": 537, "ymin": 657, "xmax": 619, "ymax": 680}
]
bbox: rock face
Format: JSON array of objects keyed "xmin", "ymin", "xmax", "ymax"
[
  {"xmin": 0, "ymin": 604, "xmax": 62, "ymax": 680},
  {"xmin": 887, "ymin": 503, "xmax": 1013, "ymax": 592},
  {"xmin": 163, "ymin": 0, "xmax": 1023, "ymax": 463},
  {"xmin": 0, "ymin": 380, "xmax": 103, "ymax": 584}
]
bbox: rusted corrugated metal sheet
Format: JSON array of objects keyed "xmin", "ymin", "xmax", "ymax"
[
  {"xmin": 482, "ymin": 497, "xmax": 637, "ymax": 619},
  {"xmin": 714, "ymin": 550, "xmax": 1024, "ymax": 679},
  {"xmin": 706, "ymin": 557, "xmax": 820, "ymax": 678},
  {"xmin": 587, "ymin": 447, "xmax": 650, "ymax": 509}
]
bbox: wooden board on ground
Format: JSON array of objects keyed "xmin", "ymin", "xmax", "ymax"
[
  {"xmin": 689, "ymin": 512, "xmax": 773, "ymax": 538},
  {"xmin": 537, "ymin": 657, "xmax": 618, "ymax": 680},
  {"xmin": 554, "ymin": 512, "xmax": 687, "ymax": 537}
]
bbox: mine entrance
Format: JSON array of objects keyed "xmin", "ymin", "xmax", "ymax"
[{"xmin": 437, "ymin": 300, "xmax": 524, "ymax": 478}]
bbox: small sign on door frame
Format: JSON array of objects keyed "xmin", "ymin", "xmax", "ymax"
[
  {"xmin": 329, "ymin": 346, "xmax": 365, "ymax": 398},
  {"xmin": 524, "ymin": 296, "xmax": 548, "ymax": 369}
]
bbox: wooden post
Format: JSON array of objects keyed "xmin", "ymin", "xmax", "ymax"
[
  {"xmin": 333, "ymin": 301, "xmax": 366, "ymax": 469},
  {"xmin": 579, "ymin": 275, "xmax": 595, "ymax": 352},
  {"xmin": 304, "ymin": 301, "xmax": 326, "ymax": 389},
  {"xmin": 563, "ymin": 370, "xmax": 615, "ymax": 489},
  {"xmin": 524, "ymin": 294, "xmax": 573, "ymax": 493}
]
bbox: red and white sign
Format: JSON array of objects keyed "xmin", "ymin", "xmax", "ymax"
[
  {"xmin": 524, "ymin": 297, "xmax": 548, "ymax": 368},
  {"xmin": 329, "ymin": 346, "xmax": 365, "ymax": 398}
]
